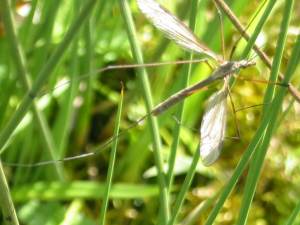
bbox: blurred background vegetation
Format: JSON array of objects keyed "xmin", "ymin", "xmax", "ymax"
[{"xmin": 0, "ymin": 0, "xmax": 300, "ymax": 224}]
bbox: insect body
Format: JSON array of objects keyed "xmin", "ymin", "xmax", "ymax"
[{"xmin": 137, "ymin": 0, "xmax": 255, "ymax": 165}]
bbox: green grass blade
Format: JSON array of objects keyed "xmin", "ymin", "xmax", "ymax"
[
  {"xmin": 99, "ymin": 85, "xmax": 124, "ymax": 225},
  {"xmin": 71, "ymin": 18, "xmax": 95, "ymax": 151},
  {"xmin": 284, "ymin": 198, "xmax": 300, "ymax": 225},
  {"xmin": 0, "ymin": 161, "xmax": 19, "ymax": 225},
  {"xmin": 262, "ymin": 0, "xmax": 294, "ymax": 111},
  {"xmin": 181, "ymin": 192, "xmax": 219, "ymax": 225},
  {"xmin": 166, "ymin": 0, "xmax": 198, "ymax": 192},
  {"xmin": 12, "ymin": 181, "xmax": 160, "ymax": 201},
  {"xmin": 167, "ymin": 148, "xmax": 200, "ymax": 225},
  {"xmin": 204, "ymin": 124, "xmax": 264, "ymax": 225},
  {"xmin": 203, "ymin": 1, "xmax": 279, "ymax": 223},
  {"xmin": 52, "ymin": 29, "xmax": 80, "ymax": 159},
  {"xmin": 0, "ymin": 0, "xmax": 97, "ymax": 154},
  {"xmin": 241, "ymin": 0, "xmax": 276, "ymax": 58},
  {"xmin": 118, "ymin": 0, "xmax": 169, "ymax": 223},
  {"xmin": 0, "ymin": 0, "xmax": 64, "ymax": 179},
  {"xmin": 229, "ymin": 0, "xmax": 275, "ymax": 87},
  {"xmin": 236, "ymin": 1, "xmax": 295, "ymax": 224}
]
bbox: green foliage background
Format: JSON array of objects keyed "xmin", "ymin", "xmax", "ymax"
[{"xmin": 0, "ymin": 0, "xmax": 300, "ymax": 224}]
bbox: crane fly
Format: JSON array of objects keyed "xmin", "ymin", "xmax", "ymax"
[
  {"xmin": 137, "ymin": 0, "xmax": 255, "ymax": 166},
  {"xmin": 4, "ymin": 0, "xmax": 256, "ymax": 168}
]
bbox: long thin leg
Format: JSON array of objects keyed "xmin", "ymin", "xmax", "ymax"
[
  {"xmin": 235, "ymin": 103, "xmax": 270, "ymax": 112},
  {"xmin": 234, "ymin": 74, "xmax": 289, "ymax": 87},
  {"xmin": 42, "ymin": 59, "xmax": 209, "ymax": 97},
  {"xmin": 225, "ymin": 78, "xmax": 241, "ymax": 140}
]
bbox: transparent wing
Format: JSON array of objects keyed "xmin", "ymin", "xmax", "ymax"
[
  {"xmin": 200, "ymin": 88, "xmax": 227, "ymax": 166},
  {"xmin": 137, "ymin": 0, "xmax": 220, "ymax": 60}
]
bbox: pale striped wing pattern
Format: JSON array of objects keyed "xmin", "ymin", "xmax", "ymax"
[
  {"xmin": 137, "ymin": 0, "xmax": 220, "ymax": 60},
  {"xmin": 200, "ymin": 88, "xmax": 227, "ymax": 166}
]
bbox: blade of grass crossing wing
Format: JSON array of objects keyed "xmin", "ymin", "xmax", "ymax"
[
  {"xmin": 164, "ymin": 0, "xmax": 200, "ymax": 221},
  {"xmin": 205, "ymin": 1, "xmax": 296, "ymax": 224},
  {"xmin": 236, "ymin": 5, "xmax": 297, "ymax": 223},
  {"xmin": 99, "ymin": 85, "xmax": 124, "ymax": 225},
  {"xmin": 166, "ymin": 0, "xmax": 199, "ymax": 191},
  {"xmin": 119, "ymin": 0, "xmax": 170, "ymax": 223},
  {"xmin": 199, "ymin": 0, "xmax": 276, "ymax": 220}
]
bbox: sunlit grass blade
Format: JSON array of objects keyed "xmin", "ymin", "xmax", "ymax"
[
  {"xmin": 180, "ymin": 193, "xmax": 219, "ymax": 225},
  {"xmin": 0, "ymin": 161, "xmax": 19, "ymax": 225},
  {"xmin": 0, "ymin": 0, "xmax": 97, "ymax": 154},
  {"xmin": 0, "ymin": 0, "xmax": 64, "ymax": 179},
  {"xmin": 0, "ymin": 3, "xmax": 97, "ymax": 223},
  {"xmin": 284, "ymin": 199, "xmax": 300, "ymax": 225},
  {"xmin": 166, "ymin": 0, "xmax": 198, "ymax": 197},
  {"xmin": 236, "ymin": 1, "xmax": 295, "ymax": 224},
  {"xmin": 167, "ymin": 146, "xmax": 200, "ymax": 225},
  {"xmin": 119, "ymin": 0, "xmax": 169, "ymax": 223},
  {"xmin": 12, "ymin": 181, "xmax": 160, "ymax": 201},
  {"xmin": 99, "ymin": 85, "xmax": 124, "ymax": 225},
  {"xmin": 204, "ymin": 1, "xmax": 298, "ymax": 224}
]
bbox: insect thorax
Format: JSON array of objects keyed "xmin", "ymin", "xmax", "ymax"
[{"xmin": 213, "ymin": 60, "xmax": 255, "ymax": 80}]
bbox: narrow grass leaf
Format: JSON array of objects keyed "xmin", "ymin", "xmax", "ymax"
[
  {"xmin": 99, "ymin": 85, "xmax": 124, "ymax": 225},
  {"xmin": 12, "ymin": 181, "xmax": 159, "ymax": 201},
  {"xmin": 119, "ymin": 0, "xmax": 169, "ymax": 223},
  {"xmin": 236, "ymin": 1, "xmax": 295, "ymax": 224}
]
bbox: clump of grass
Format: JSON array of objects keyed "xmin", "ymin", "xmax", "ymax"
[{"xmin": 0, "ymin": 0, "xmax": 299, "ymax": 225}]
